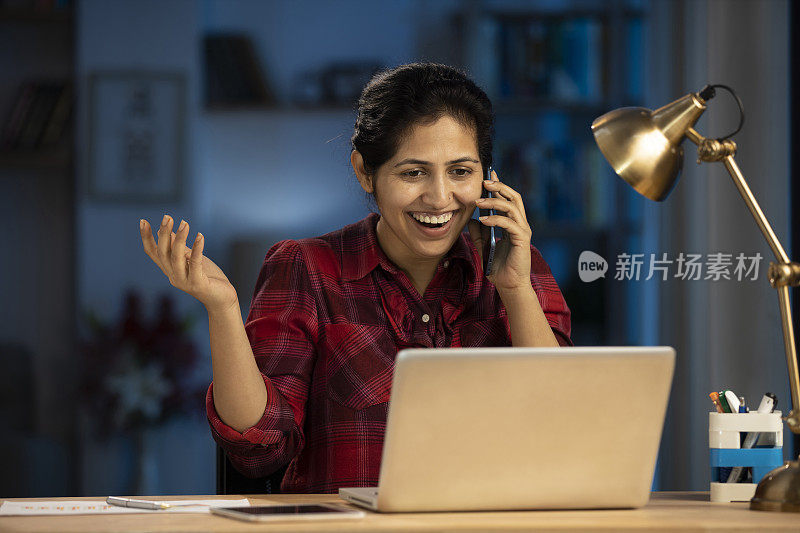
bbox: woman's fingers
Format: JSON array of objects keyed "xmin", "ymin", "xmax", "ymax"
[
  {"xmin": 188, "ymin": 232, "xmax": 205, "ymax": 283},
  {"xmin": 475, "ymin": 196, "xmax": 524, "ymax": 224},
  {"xmin": 141, "ymin": 215, "xmax": 201, "ymax": 285},
  {"xmin": 479, "ymin": 214, "xmax": 531, "ymax": 245},
  {"xmin": 156, "ymin": 215, "xmax": 175, "ymax": 274},
  {"xmin": 138, "ymin": 216, "xmax": 226, "ymax": 309},
  {"xmin": 484, "ymin": 174, "xmax": 528, "ymax": 224},
  {"xmin": 140, "ymin": 219, "xmax": 159, "ymax": 262},
  {"xmin": 477, "ymin": 171, "xmax": 525, "ymax": 224},
  {"xmin": 141, "ymin": 218, "xmax": 174, "ymax": 273},
  {"xmin": 170, "ymin": 219, "xmax": 190, "ymax": 282},
  {"xmin": 484, "ymin": 178, "xmax": 521, "ymax": 206}
]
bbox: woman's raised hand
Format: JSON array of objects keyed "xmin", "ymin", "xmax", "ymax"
[{"xmin": 139, "ymin": 215, "xmax": 239, "ymax": 314}]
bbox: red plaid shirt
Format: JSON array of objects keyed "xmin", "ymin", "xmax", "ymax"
[{"xmin": 207, "ymin": 213, "xmax": 571, "ymax": 493}]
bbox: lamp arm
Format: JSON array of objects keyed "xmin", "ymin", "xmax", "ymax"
[
  {"xmin": 686, "ymin": 128, "xmax": 800, "ymax": 432},
  {"xmin": 686, "ymin": 128, "xmax": 789, "ymax": 263},
  {"xmin": 776, "ymin": 286, "xmax": 800, "ymax": 432},
  {"xmin": 720, "ymin": 155, "xmax": 790, "ymax": 264},
  {"xmin": 722, "ymin": 155, "xmax": 800, "ymax": 432}
]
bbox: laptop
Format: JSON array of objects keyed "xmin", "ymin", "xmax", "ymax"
[{"xmin": 339, "ymin": 346, "xmax": 675, "ymax": 512}]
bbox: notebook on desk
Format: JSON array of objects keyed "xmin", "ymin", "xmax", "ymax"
[{"xmin": 339, "ymin": 346, "xmax": 675, "ymax": 513}]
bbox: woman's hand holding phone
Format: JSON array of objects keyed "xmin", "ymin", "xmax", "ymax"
[
  {"xmin": 469, "ymin": 169, "xmax": 533, "ymax": 292},
  {"xmin": 139, "ymin": 215, "xmax": 240, "ymax": 314}
]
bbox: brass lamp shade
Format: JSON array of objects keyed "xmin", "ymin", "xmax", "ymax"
[{"xmin": 591, "ymin": 93, "xmax": 707, "ymax": 201}]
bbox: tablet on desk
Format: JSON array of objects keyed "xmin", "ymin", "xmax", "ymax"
[{"xmin": 210, "ymin": 504, "xmax": 365, "ymax": 523}]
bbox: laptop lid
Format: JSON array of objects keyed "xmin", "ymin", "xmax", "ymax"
[{"xmin": 374, "ymin": 346, "xmax": 675, "ymax": 512}]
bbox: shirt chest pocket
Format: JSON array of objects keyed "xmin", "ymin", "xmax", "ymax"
[{"xmin": 321, "ymin": 324, "xmax": 396, "ymax": 411}]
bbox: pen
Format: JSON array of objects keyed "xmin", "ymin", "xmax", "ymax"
[
  {"xmin": 106, "ymin": 496, "xmax": 170, "ymax": 510},
  {"xmin": 726, "ymin": 393, "xmax": 777, "ymax": 483},
  {"xmin": 714, "ymin": 390, "xmax": 739, "ymax": 484},
  {"xmin": 718, "ymin": 391, "xmax": 732, "ymax": 413},
  {"xmin": 709, "ymin": 392, "xmax": 725, "ymax": 413},
  {"xmin": 723, "ymin": 390, "xmax": 740, "ymax": 415}
]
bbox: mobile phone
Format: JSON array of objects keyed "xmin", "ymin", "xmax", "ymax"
[
  {"xmin": 210, "ymin": 504, "xmax": 365, "ymax": 523},
  {"xmin": 478, "ymin": 166, "xmax": 504, "ymax": 276}
]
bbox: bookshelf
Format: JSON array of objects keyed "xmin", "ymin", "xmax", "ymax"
[
  {"xmin": 201, "ymin": 32, "xmax": 379, "ymax": 113},
  {"xmin": 457, "ymin": 2, "xmax": 646, "ymax": 345},
  {"xmin": 0, "ymin": 2, "xmax": 74, "ymax": 166},
  {"xmin": 0, "ymin": 0, "xmax": 76, "ymax": 495}
]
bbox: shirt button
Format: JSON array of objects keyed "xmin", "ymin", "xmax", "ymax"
[
  {"xmin": 421, "ymin": 313, "xmax": 430, "ymax": 323},
  {"xmin": 443, "ymin": 260, "xmax": 450, "ymax": 268}
]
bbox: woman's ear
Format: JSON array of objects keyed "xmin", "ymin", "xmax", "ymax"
[{"xmin": 351, "ymin": 150, "xmax": 374, "ymax": 194}]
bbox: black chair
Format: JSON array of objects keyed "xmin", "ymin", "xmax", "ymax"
[{"xmin": 215, "ymin": 445, "xmax": 288, "ymax": 495}]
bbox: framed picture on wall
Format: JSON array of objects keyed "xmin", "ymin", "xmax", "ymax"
[{"xmin": 87, "ymin": 71, "xmax": 185, "ymax": 202}]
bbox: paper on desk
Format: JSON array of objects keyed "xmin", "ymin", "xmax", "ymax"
[{"xmin": 0, "ymin": 498, "xmax": 250, "ymax": 516}]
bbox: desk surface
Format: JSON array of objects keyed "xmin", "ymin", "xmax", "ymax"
[{"xmin": 1, "ymin": 492, "xmax": 797, "ymax": 532}]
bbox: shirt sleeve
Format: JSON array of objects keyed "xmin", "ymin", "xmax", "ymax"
[
  {"xmin": 529, "ymin": 245, "xmax": 573, "ymax": 346},
  {"xmin": 206, "ymin": 239, "xmax": 318, "ymax": 478}
]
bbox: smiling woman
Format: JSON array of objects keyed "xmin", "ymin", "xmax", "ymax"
[{"xmin": 138, "ymin": 62, "xmax": 572, "ymax": 494}]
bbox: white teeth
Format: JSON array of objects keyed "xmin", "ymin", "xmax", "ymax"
[{"xmin": 411, "ymin": 212, "xmax": 453, "ymax": 225}]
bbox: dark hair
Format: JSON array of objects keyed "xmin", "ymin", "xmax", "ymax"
[{"xmin": 351, "ymin": 63, "xmax": 494, "ymax": 182}]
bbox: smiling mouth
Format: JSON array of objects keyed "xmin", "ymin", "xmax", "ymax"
[{"xmin": 408, "ymin": 210, "xmax": 455, "ymax": 229}]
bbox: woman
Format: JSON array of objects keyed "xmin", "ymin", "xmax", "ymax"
[{"xmin": 139, "ymin": 63, "xmax": 571, "ymax": 493}]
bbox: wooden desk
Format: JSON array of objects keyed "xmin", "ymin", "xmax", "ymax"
[{"xmin": 1, "ymin": 492, "xmax": 797, "ymax": 532}]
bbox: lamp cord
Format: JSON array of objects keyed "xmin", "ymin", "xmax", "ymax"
[{"xmin": 698, "ymin": 84, "xmax": 746, "ymax": 140}]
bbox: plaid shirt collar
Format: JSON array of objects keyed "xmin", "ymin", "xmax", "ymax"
[{"xmin": 340, "ymin": 212, "xmax": 477, "ymax": 283}]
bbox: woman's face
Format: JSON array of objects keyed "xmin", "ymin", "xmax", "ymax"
[{"xmin": 355, "ymin": 114, "xmax": 484, "ymax": 266}]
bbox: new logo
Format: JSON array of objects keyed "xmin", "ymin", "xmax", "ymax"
[{"xmin": 578, "ymin": 251, "xmax": 608, "ymax": 282}]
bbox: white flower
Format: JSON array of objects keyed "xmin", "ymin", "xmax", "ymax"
[{"xmin": 104, "ymin": 345, "xmax": 171, "ymax": 424}]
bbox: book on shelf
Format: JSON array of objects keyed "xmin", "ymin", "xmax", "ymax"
[
  {"xmin": 495, "ymin": 137, "xmax": 613, "ymax": 231},
  {"xmin": 203, "ymin": 33, "xmax": 275, "ymax": 107},
  {"xmin": 497, "ymin": 16, "xmax": 604, "ymax": 104},
  {"xmin": 17, "ymin": 82, "xmax": 59, "ymax": 149},
  {"xmin": 39, "ymin": 82, "xmax": 72, "ymax": 148},
  {"xmin": 580, "ymin": 141, "xmax": 614, "ymax": 228},
  {"xmin": 1, "ymin": 81, "xmax": 72, "ymax": 152},
  {"xmin": 1, "ymin": 82, "xmax": 36, "ymax": 148}
]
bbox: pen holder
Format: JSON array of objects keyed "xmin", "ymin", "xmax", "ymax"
[{"xmin": 708, "ymin": 411, "xmax": 784, "ymax": 503}]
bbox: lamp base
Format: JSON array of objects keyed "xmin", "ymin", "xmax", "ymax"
[{"xmin": 750, "ymin": 458, "xmax": 800, "ymax": 512}]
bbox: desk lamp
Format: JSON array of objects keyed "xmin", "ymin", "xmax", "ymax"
[{"xmin": 591, "ymin": 85, "xmax": 800, "ymax": 512}]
